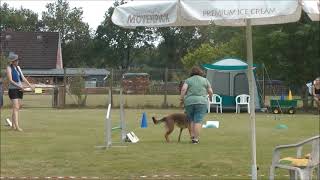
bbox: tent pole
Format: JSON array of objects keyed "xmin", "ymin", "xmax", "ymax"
[
  {"xmin": 262, "ymin": 63, "xmax": 265, "ymax": 106},
  {"xmin": 246, "ymin": 19, "xmax": 257, "ymax": 180}
]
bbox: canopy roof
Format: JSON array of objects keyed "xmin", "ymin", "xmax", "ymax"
[
  {"xmin": 112, "ymin": 0, "xmax": 319, "ymax": 27},
  {"xmin": 203, "ymin": 58, "xmax": 257, "ymax": 71}
]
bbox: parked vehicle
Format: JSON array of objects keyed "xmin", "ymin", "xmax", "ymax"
[{"xmin": 270, "ymin": 99, "xmax": 297, "ymax": 114}]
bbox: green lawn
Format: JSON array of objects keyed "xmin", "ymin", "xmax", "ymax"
[
  {"xmin": 1, "ymin": 108, "xmax": 319, "ymax": 179},
  {"xmin": 2, "ymin": 94, "xmax": 184, "ymax": 108},
  {"xmin": 2, "ymin": 94, "xmax": 315, "ymax": 109}
]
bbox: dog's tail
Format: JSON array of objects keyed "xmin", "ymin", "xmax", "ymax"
[{"xmin": 152, "ymin": 117, "xmax": 166, "ymax": 124}]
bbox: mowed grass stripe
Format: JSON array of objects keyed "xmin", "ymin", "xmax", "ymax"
[{"xmin": 1, "ymin": 108, "xmax": 319, "ymax": 179}]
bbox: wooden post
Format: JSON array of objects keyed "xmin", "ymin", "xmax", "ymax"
[
  {"xmin": 163, "ymin": 68, "xmax": 168, "ymax": 108},
  {"xmin": 110, "ymin": 68, "xmax": 114, "ymax": 107},
  {"xmin": 262, "ymin": 63, "xmax": 265, "ymax": 106},
  {"xmin": 120, "ymin": 88, "xmax": 126, "ymax": 142},
  {"xmin": 302, "ymin": 85, "xmax": 309, "ymax": 112},
  {"xmin": 246, "ymin": 19, "xmax": 257, "ymax": 180},
  {"xmin": 63, "ymin": 67, "xmax": 66, "ymax": 107},
  {"xmin": 52, "ymin": 86, "xmax": 58, "ymax": 107}
]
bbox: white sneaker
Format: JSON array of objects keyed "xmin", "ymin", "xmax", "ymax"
[
  {"xmin": 5, "ymin": 118, "xmax": 12, "ymax": 127},
  {"xmin": 191, "ymin": 139, "xmax": 199, "ymax": 144}
]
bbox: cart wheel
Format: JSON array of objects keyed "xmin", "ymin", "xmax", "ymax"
[
  {"xmin": 288, "ymin": 107, "xmax": 295, "ymax": 114},
  {"xmin": 273, "ymin": 108, "xmax": 280, "ymax": 114}
]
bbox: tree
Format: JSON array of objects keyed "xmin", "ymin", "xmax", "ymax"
[
  {"xmin": 178, "ymin": 25, "xmax": 257, "ymax": 70},
  {"xmin": 0, "ymin": 3, "xmax": 42, "ymax": 31},
  {"xmin": 41, "ymin": 0, "xmax": 91, "ymax": 67},
  {"xmin": 0, "ymin": 55, "xmax": 7, "ymax": 72},
  {"xmin": 253, "ymin": 12, "xmax": 320, "ymax": 88},
  {"xmin": 42, "ymin": 0, "xmax": 90, "ymax": 44},
  {"xmin": 153, "ymin": 24, "xmax": 241, "ymax": 69},
  {"xmin": 68, "ymin": 70, "xmax": 87, "ymax": 107},
  {"xmin": 94, "ymin": 1, "xmax": 155, "ymax": 69},
  {"xmin": 181, "ymin": 37, "xmax": 244, "ymax": 69},
  {"xmin": 155, "ymin": 27, "xmax": 206, "ymax": 68}
]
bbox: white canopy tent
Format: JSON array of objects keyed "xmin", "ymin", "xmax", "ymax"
[
  {"xmin": 112, "ymin": 1, "xmax": 320, "ymax": 179},
  {"xmin": 302, "ymin": 0, "xmax": 320, "ymax": 21},
  {"xmin": 112, "ymin": 0, "xmax": 319, "ymax": 27}
]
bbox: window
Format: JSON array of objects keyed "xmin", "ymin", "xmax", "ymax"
[{"xmin": 234, "ymin": 73, "xmax": 249, "ymax": 95}]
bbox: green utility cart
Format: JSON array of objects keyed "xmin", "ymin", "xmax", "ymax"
[{"xmin": 270, "ymin": 99, "xmax": 298, "ymax": 114}]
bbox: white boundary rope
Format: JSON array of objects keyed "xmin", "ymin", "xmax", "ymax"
[{"xmin": 0, "ymin": 174, "xmax": 293, "ymax": 179}]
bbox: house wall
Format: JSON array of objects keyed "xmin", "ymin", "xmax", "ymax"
[{"xmin": 85, "ymin": 75, "xmax": 106, "ymax": 87}]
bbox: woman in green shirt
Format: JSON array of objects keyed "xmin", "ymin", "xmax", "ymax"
[{"xmin": 180, "ymin": 66, "xmax": 213, "ymax": 144}]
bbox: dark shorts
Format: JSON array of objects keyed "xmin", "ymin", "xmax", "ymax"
[
  {"xmin": 0, "ymin": 92, "xmax": 3, "ymax": 107},
  {"xmin": 0, "ymin": 84, "xmax": 3, "ymax": 107},
  {"xmin": 8, "ymin": 89, "xmax": 23, "ymax": 100}
]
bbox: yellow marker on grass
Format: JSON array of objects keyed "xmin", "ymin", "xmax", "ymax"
[{"xmin": 35, "ymin": 88, "xmax": 43, "ymax": 94}]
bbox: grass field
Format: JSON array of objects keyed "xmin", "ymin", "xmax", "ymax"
[
  {"xmin": 1, "ymin": 94, "xmax": 313, "ymax": 109},
  {"xmin": 2, "ymin": 94, "xmax": 184, "ymax": 108},
  {"xmin": 1, "ymin": 108, "xmax": 319, "ymax": 179}
]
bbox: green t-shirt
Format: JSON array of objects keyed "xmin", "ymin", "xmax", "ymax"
[{"xmin": 184, "ymin": 75, "xmax": 211, "ymax": 106}]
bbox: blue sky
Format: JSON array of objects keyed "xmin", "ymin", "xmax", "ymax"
[{"xmin": 2, "ymin": 0, "xmax": 115, "ymax": 30}]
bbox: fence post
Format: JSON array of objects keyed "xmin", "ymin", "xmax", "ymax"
[
  {"xmin": 110, "ymin": 68, "xmax": 114, "ymax": 107},
  {"xmin": 163, "ymin": 67, "xmax": 168, "ymax": 108},
  {"xmin": 262, "ymin": 63, "xmax": 265, "ymax": 106},
  {"xmin": 62, "ymin": 67, "xmax": 66, "ymax": 108},
  {"xmin": 52, "ymin": 86, "xmax": 58, "ymax": 107},
  {"xmin": 120, "ymin": 88, "xmax": 126, "ymax": 142},
  {"xmin": 57, "ymin": 85, "xmax": 65, "ymax": 108}
]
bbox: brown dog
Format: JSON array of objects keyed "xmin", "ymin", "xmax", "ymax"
[{"xmin": 152, "ymin": 113, "xmax": 191, "ymax": 142}]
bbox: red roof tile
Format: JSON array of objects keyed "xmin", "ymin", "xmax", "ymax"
[{"xmin": 0, "ymin": 31, "xmax": 61, "ymax": 69}]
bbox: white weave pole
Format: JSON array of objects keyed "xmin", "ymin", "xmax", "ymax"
[
  {"xmin": 96, "ymin": 87, "xmax": 112, "ymax": 149},
  {"xmin": 106, "ymin": 103, "xmax": 112, "ymax": 148},
  {"xmin": 97, "ymin": 87, "xmax": 127, "ymax": 149},
  {"xmin": 106, "ymin": 88, "xmax": 112, "ymax": 148}
]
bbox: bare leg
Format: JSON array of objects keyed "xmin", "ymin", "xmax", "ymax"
[
  {"xmin": 11, "ymin": 111, "xmax": 16, "ymax": 130},
  {"xmin": 191, "ymin": 122, "xmax": 196, "ymax": 139},
  {"xmin": 11, "ymin": 99, "xmax": 22, "ymax": 131},
  {"xmin": 315, "ymin": 99, "xmax": 320, "ymax": 110},
  {"xmin": 11, "ymin": 99, "xmax": 17, "ymax": 130},
  {"xmin": 192, "ymin": 123, "xmax": 202, "ymax": 140},
  {"xmin": 187, "ymin": 125, "xmax": 192, "ymax": 139}
]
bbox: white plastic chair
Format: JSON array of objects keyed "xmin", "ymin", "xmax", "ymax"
[
  {"xmin": 235, "ymin": 94, "xmax": 250, "ymax": 113},
  {"xmin": 269, "ymin": 135, "xmax": 320, "ymax": 180},
  {"xmin": 208, "ymin": 94, "xmax": 222, "ymax": 113}
]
